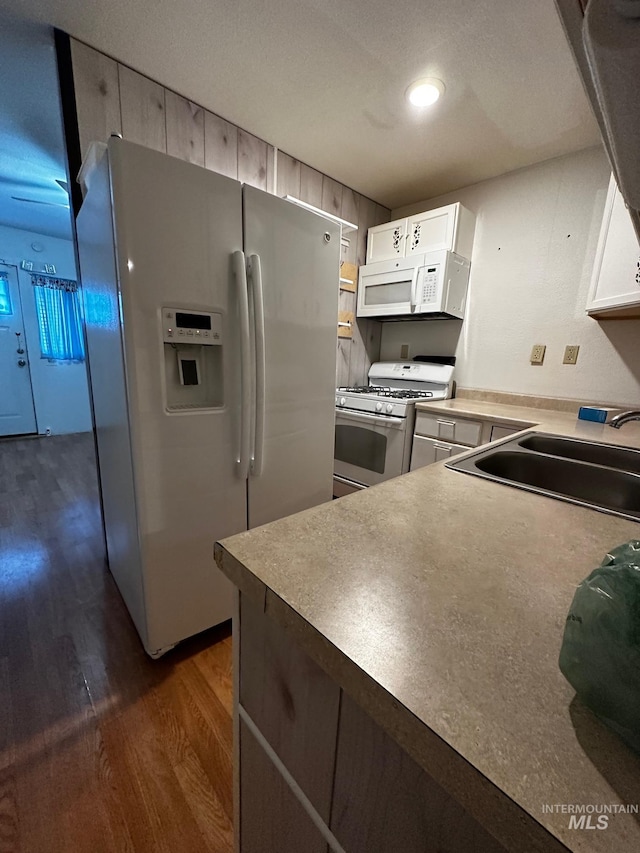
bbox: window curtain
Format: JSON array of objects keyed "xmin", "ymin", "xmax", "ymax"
[{"xmin": 31, "ymin": 274, "xmax": 85, "ymax": 361}]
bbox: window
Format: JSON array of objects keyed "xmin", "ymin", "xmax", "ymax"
[
  {"xmin": 31, "ymin": 274, "xmax": 85, "ymax": 361},
  {"xmin": 0, "ymin": 271, "xmax": 11, "ymax": 315}
]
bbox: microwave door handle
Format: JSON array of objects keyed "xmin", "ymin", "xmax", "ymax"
[{"xmin": 410, "ymin": 266, "xmax": 423, "ymax": 312}]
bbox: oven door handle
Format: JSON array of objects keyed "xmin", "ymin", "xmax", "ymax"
[{"xmin": 336, "ymin": 409, "xmax": 405, "ymax": 428}]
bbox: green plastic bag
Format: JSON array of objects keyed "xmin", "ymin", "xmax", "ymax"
[{"xmin": 559, "ymin": 540, "xmax": 640, "ymax": 754}]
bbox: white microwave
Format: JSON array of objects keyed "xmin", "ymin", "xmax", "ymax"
[{"xmin": 357, "ymin": 250, "xmax": 470, "ymax": 319}]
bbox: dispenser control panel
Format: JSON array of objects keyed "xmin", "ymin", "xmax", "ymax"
[{"xmin": 162, "ymin": 308, "xmax": 222, "ymax": 345}]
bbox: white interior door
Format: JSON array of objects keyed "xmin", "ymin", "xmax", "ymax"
[
  {"xmin": 243, "ymin": 186, "xmax": 340, "ymax": 528},
  {"xmin": 0, "ymin": 263, "xmax": 37, "ymax": 436}
]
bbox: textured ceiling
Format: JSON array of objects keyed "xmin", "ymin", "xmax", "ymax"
[{"xmin": 3, "ymin": 0, "xmax": 601, "ymax": 210}]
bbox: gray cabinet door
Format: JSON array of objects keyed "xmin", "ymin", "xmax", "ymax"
[
  {"xmin": 240, "ymin": 719, "xmax": 328, "ymax": 853},
  {"xmin": 410, "ymin": 435, "xmax": 469, "ymax": 471},
  {"xmin": 330, "ymin": 694, "xmax": 507, "ymax": 853}
]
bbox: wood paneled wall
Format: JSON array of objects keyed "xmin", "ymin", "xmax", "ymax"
[{"xmin": 68, "ymin": 38, "xmax": 390, "ymax": 386}]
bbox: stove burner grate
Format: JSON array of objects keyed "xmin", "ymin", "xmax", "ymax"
[{"xmin": 337, "ymin": 386, "xmax": 434, "ymax": 400}]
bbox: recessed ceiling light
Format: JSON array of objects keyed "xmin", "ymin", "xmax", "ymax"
[{"xmin": 406, "ymin": 78, "xmax": 445, "ymax": 107}]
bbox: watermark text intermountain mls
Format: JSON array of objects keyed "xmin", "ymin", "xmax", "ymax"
[{"xmin": 541, "ymin": 803, "xmax": 639, "ymax": 831}]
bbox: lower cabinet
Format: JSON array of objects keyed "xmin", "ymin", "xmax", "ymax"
[
  {"xmin": 410, "ymin": 410, "xmax": 529, "ymax": 472},
  {"xmin": 239, "ymin": 719, "xmax": 328, "ymax": 853},
  {"xmin": 489, "ymin": 424, "xmax": 519, "ymax": 442},
  {"xmin": 239, "ymin": 593, "xmax": 340, "ymax": 821},
  {"xmin": 330, "ymin": 695, "xmax": 506, "ymax": 853},
  {"xmin": 237, "ymin": 591, "xmax": 509, "ymax": 853},
  {"xmin": 410, "ymin": 434, "xmax": 468, "ymax": 470},
  {"xmin": 414, "ymin": 412, "xmax": 482, "ymax": 446}
]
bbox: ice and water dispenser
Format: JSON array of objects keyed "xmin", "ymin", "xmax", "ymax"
[{"xmin": 161, "ymin": 307, "xmax": 223, "ymax": 410}]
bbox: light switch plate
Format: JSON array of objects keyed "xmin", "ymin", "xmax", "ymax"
[{"xmin": 400, "ymin": 343, "xmax": 409, "ymax": 359}]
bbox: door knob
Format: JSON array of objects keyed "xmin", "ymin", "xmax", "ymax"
[{"xmin": 17, "ymin": 359, "xmax": 26, "ymax": 367}]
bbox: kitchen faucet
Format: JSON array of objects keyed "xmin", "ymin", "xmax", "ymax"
[{"xmin": 609, "ymin": 410, "xmax": 640, "ymax": 429}]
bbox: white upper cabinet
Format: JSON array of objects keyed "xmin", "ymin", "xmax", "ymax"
[
  {"xmin": 365, "ymin": 218, "xmax": 408, "ymax": 263},
  {"xmin": 407, "ymin": 203, "xmax": 475, "ymax": 259},
  {"xmin": 406, "ymin": 207, "xmax": 455, "ymax": 256},
  {"xmin": 587, "ymin": 174, "xmax": 640, "ymax": 318},
  {"xmin": 366, "ymin": 203, "xmax": 475, "ymax": 264}
]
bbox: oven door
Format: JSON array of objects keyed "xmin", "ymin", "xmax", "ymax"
[{"xmin": 334, "ymin": 408, "xmax": 409, "ymax": 487}]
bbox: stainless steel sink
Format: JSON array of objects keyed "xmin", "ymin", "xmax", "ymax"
[
  {"xmin": 519, "ymin": 433, "xmax": 640, "ymax": 474},
  {"xmin": 446, "ymin": 433, "xmax": 640, "ymax": 521}
]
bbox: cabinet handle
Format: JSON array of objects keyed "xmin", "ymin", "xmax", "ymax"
[{"xmin": 436, "ymin": 418, "xmax": 456, "ymax": 439}]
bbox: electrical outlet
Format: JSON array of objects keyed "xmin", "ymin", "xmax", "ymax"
[
  {"xmin": 563, "ymin": 345, "xmax": 580, "ymax": 365},
  {"xmin": 530, "ymin": 344, "xmax": 546, "ymax": 365},
  {"xmin": 400, "ymin": 343, "xmax": 409, "ymax": 359}
]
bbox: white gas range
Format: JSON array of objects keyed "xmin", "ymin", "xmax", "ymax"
[{"xmin": 333, "ymin": 360, "xmax": 455, "ymax": 494}]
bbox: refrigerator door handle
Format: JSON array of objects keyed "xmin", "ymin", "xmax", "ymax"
[
  {"xmin": 233, "ymin": 250, "xmax": 251, "ymax": 479},
  {"xmin": 248, "ymin": 253, "xmax": 266, "ymax": 477}
]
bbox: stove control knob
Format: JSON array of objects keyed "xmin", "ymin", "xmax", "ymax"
[
  {"xmin": 375, "ymin": 402, "xmax": 383, "ymax": 412},
  {"xmin": 339, "ymin": 397, "xmax": 346, "ymax": 406},
  {"xmin": 386, "ymin": 403, "xmax": 394, "ymax": 413}
]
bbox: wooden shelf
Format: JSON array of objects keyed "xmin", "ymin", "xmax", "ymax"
[
  {"xmin": 339, "ymin": 261, "xmax": 357, "ymax": 292},
  {"xmin": 338, "ymin": 311, "xmax": 354, "ymax": 338}
]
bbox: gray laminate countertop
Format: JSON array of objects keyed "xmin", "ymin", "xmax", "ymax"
[{"xmin": 215, "ymin": 405, "xmax": 640, "ymax": 853}]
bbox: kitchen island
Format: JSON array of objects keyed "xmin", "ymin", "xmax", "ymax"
[{"xmin": 214, "ymin": 411, "xmax": 640, "ymax": 853}]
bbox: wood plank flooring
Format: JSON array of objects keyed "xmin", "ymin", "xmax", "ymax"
[{"xmin": 0, "ymin": 433, "xmax": 233, "ymax": 853}]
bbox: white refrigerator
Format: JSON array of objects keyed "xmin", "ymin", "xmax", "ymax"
[{"xmin": 76, "ymin": 138, "xmax": 339, "ymax": 657}]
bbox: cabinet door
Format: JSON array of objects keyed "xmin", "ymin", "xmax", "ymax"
[
  {"xmin": 239, "ymin": 594, "xmax": 340, "ymax": 821},
  {"xmin": 240, "ymin": 719, "xmax": 328, "ymax": 853},
  {"xmin": 489, "ymin": 424, "xmax": 520, "ymax": 442},
  {"xmin": 366, "ymin": 218, "xmax": 408, "ymax": 263},
  {"xmin": 406, "ymin": 205, "xmax": 457, "ymax": 256},
  {"xmin": 331, "ymin": 694, "xmax": 507, "ymax": 853},
  {"xmin": 587, "ymin": 175, "xmax": 640, "ymax": 317},
  {"xmin": 414, "ymin": 412, "xmax": 482, "ymax": 447},
  {"xmin": 410, "ymin": 435, "xmax": 468, "ymax": 471}
]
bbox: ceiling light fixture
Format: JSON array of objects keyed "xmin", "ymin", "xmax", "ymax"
[{"xmin": 406, "ymin": 78, "xmax": 445, "ymax": 107}]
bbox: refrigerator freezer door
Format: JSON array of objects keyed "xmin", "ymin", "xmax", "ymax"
[
  {"xmin": 97, "ymin": 139, "xmax": 246, "ymax": 656},
  {"xmin": 77, "ymin": 149, "xmax": 148, "ymax": 647},
  {"xmin": 243, "ymin": 186, "xmax": 339, "ymax": 528}
]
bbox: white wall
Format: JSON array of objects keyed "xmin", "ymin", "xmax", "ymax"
[
  {"xmin": 384, "ymin": 147, "xmax": 640, "ymax": 407},
  {"xmin": 0, "ymin": 224, "xmax": 92, "ymax": 434}
]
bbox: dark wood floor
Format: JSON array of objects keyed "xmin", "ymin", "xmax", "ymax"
[{"xmin": 0, "ymin": 433, "xmax": 234, "ymax": 852}]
